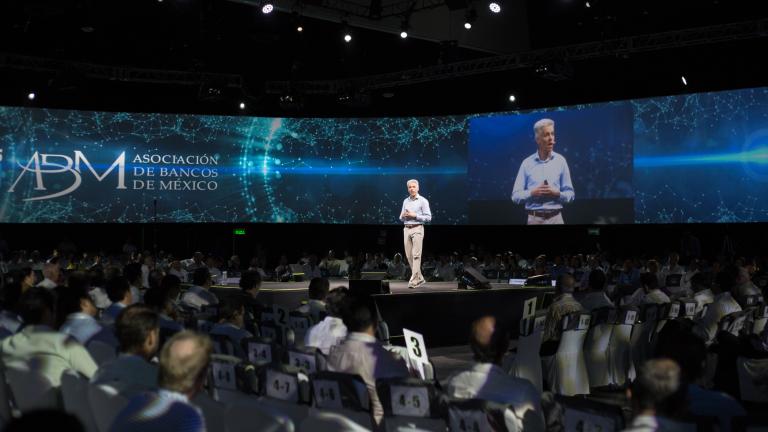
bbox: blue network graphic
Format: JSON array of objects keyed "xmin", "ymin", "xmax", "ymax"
[
  {"xmin": 633, "ymin": 87, "xmax": 768, "ymax": 223},
  {"xmin": 0, "ymin": 107, "xmax": 468, "ymax": 224}
]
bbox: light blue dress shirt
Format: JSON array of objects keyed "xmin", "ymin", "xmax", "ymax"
[
  {"xmin": 399, "ymin": 195, "xmax": 432, "ymax": 225},
  {"xmin": 511, "ymin": 151, "xmax": 575, "ymax": 211},
  {"xmin": 60, "ymin": 312, "xmax": 102, "ymax": 344}
]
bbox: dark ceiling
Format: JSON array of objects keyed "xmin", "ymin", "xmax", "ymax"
[{"xmin": 0, "ymin": 0, "xmax": 766, "ymax": 117}]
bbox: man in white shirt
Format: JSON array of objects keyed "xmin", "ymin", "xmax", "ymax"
[
  {"xmin": 695, "ymin": 265, "xmax": 743, "ymax": 344},
  {"xmin": 399, "ymin": 179, "xmax": 432, "ymax": 289},
  {"xmin": 296, "ymin": 277, "xmax": 329, "ymax": 323},
  {"xmin": 445, "ymin": 316, "xmax": 545, "ymax": 432},
  {"xmin": 305, "ymin": 288, "xmax": 348, "ymax": 355},
  {"xmin": 180, "ymin": 268, "xmax": 219, "ymax": 311},
  {"xmin": 36, "ymin": 261, "xmax": 60, "ymax": 289},
  {"xmin": 327, "ymin": 298, "xmax": 409, "ymax": 424},
  {"xmin": 92, "ymin": 305, "xmax": 160, "ymax": 397}
]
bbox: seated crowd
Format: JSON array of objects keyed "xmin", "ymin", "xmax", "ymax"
[{"xmin": 0, "ymin": 244, "xmax": 766, "ymax": 431}]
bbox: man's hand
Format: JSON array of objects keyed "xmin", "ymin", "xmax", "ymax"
[
  {"xmin": 531, "ymin": 184, "xmax": 560, "ymax": 197},
  {"xmin": 402, "ymin": 209, "xmax": 417, "ymax": 220}
]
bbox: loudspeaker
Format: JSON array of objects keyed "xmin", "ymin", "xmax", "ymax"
[
  {"xmin": 458, "ymin": 267, "xmax": 491, "ymax": 290},
  {"xmin": 349, "ymin": 279, "xmax": 391, "ymax": 298}
]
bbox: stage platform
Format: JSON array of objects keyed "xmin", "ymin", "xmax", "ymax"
[{"xmin": 210, "ymin": 279, "xmax": 554, "ymax": 348}]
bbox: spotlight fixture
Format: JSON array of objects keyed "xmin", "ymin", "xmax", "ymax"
[
  {"xmin": 489, "ymin": 2, "xmax": 501, "ymax": 13},
  {"xmin": 297, "ymin": 25, "xmax": 303, "ymax": 32},
  {"xmin": 399, "ymin": 17, "xmax": 409, "ymax": 39},
  {"xmin": 585, "ymin": 1, "xmax": 591, "ymax": 7},
  {"xmin": 400, "ymin": 31, "xmax": 408, "ymax": 38},
  {"xmin": 27, "ymin": 92, "xmax": 35, "ymax": 101},
  {"xmin": 681, "ymin": 76, "xmax": 688, "ymax": 86},
  {"xmin": 341, "ymin": 20, "xmax": 352, "ymax": 43},
  {"xmin": 239, "ymin": 102, "xmax": 246, "ymax": 110},
  {"xmin": 261, "ymin": 1, "xmax": 274, "ymax": 14},
  {"xmin": 508, "ymin": 94, "xmax": 516, "ymax": 102},
  {"xmin": 464, "ymin": 8, "xmax": 477, "ymax": 30}
]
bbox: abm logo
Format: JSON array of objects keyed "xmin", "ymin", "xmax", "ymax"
[{"xmin": 8, "ymin": 151, "xmax": 127, "ymax": 201}]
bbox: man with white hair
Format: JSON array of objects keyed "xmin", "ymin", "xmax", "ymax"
[
  {"xmin": 399, "ymin": 179, "xmax": 432, "ymax": 289},
  {"xmin": 511, "ymin": 118, "xmax": 575, "ymax": 225}
]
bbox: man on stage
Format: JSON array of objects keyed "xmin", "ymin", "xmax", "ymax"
[
  {"xmin": 399, "ymin": 179, "xmax": 432, "ymax": 289},
  {"xmin": 511, "ymin": 118, "xmax": 575, "ymax": 225}
]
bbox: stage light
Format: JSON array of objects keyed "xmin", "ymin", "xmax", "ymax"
[
  {"xmin": 297, "ymin": 25, "xmax": 303, "ymax": 32},
  {"xmin": 508, "ymin": 94, "xmax": 516, "ymax": 102},
  {"xmin": 344, "ymin": 33, "xmax": 352, "ymax": 42},
  {"xmin": 400, "ymin": 31, "xmax": 408, "ymax": 38},
  {"xmin": 239, "ymin": 102, "xmax": 246, "ymax": 110},
  {"xmin": 27, "ymin": 92, "xmax": 35, "ymax": 101},
  {"xmin": 464, "ymin": 8, "xmax": 476, "ymax": 30},
  {"xmin": 489, "ymin": 2, "xmax": 501, "ymax": 13},
  {"xmin": 261, "ymin": 2, "xmax": 274, "ymax": 14},
  {"xmin": 585, "ymin": 1, "xmax": 590, "ymax": 7},
  {"xmin": 681, "ymin": 76, "xmax": 688, "ymax": 86}
]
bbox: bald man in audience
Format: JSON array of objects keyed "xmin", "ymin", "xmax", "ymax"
[
  {"xmin": 110, "ymin": 331, "xmax": 211, "ymax": 432},
  {"xmin": 445, "ymin": 316, "xmax": 545, "ymax": 432}
]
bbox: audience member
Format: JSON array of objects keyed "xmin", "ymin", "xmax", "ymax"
[
  {"xmin": 296, "ymin": 277, "xmax": 329, "ymax": 323},
  {"xmin": 92, "ymin": 304, "xmax": 160, "ymax": 397},
  {"xmin": 623, "ymin": 359, "xmax": 688, "ymax": 431},
  {"xmin": 102, "ymin": 276, "xmax": 133, "ymax": 326},
  {"xmin": 37, "ymin": 262, "xmax": 60, "ymax": 289},
  {"xmin": 110, "ymin": 331, "xmax": 211, "ymax": 432},
  {"xmin": 327, "ymin": 297, "xmax": 409, "ymax": 424},
  {"xmin": 543, "ymin": 274, "xmax": 584, "ymax": 343},
  {"xmin": 445, "ymin": 316, "xmax": 545, "ymax": 431},
  {"xmin": 578, "ymin": 269, "xmax": 614, "ymax": 311},
  {"xmin": 180, "ymin": 267, "xmax": 218, "ymax": 311},
  {"xmin": 305, "ymin": 287, "xmax": 349, "ymax": 355},
  {"xmin": 210, "ymin": 295, "xmax": 252, "ymax": 358},
  {"xmin": 0, "ymin": 287, "xmax": 97, "ymax": 386},
  {"xmin": 58, "ymin": 279, "xmax": 102, "ymax": 344}
]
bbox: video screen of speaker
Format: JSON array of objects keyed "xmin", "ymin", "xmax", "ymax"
[{"xmin": 1, "ymin": 86, "xmax": 768, "ymax": 224}]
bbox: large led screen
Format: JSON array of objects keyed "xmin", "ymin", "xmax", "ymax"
[{"xmin": 1, "ymin": 86, "xmax": 767, "ymax": 224}]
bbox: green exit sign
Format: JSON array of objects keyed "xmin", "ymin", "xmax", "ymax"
[{"xmin": 233, "ymin": 228, "xmax": 246, "ymax": 236}]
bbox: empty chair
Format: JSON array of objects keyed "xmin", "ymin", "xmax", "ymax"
[
  {"xmin": 376, "ymin": 377, "xmax": 447, "ymax": 432},
  {"xmin": 242, "ymin": 336, "xmax": 281, "ymax": 367},
  {"xmin": 583, "ymin": 307, "xmax": 615, "ymax": 389},
  {"xmin": 311, "ymin": 371, "xmax": 373, "ymax": 430},
  {"xmin": 208, "ymin": 354, "xmax": 247, "ymax": 404},
  {"xmin": 543, "ymin": 311, "xmax": 591, "ymax": 396},
  {"xmin": 606, "ymin": 306, "xmax": 640, "ymax": 386},
  {"xmin": 509, "ymin": 310, "xmax": 547, "ymax": 393},
  {"xmin": 286, "ymin": 346, "xmax": 326, "ymax": 375},
  {"xmin": 447, "ymin": 399, "xmax": 519, "ymax": 432},
  {"xmin": 629, "ymin": 304, "xmax": 659, "ymax": 372},
  {"xmin": 61, "ymin": 370, "xmax": 98, "ymax": 432},
  {"xmin": 257, "ymin": 364, "xmax": 311, "ymax": 426},
  {"xmin": 88, "ymin": 384, "xmax": 130, "ymax": 432},
  {"xmin": 4, "ymin": 362, "xmax": 59, "ymax": 413}
]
